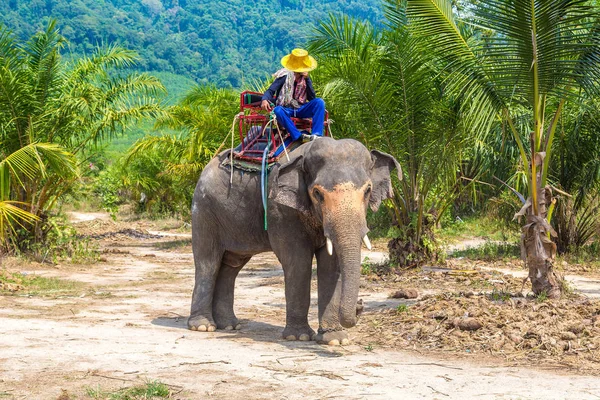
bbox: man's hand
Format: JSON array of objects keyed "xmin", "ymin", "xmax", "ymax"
[{"xmin": 261, "ymin": 100, "xmax": 272, "ymax": 111}]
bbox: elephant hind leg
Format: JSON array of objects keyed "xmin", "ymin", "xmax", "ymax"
[
  {"xmin": 212, "ymin": 252, "xmax": 251, "ymax": 330},
  {"xmin": 188, "ymin": 236, "xmax": 223, "ymax": 332}
]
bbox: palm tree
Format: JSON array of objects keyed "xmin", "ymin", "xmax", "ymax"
[
  {"xmin": 124, "ymin": 85, "xmax": 239, "ymax": 213},
  {"xmin": 0, "ymin": 20, "xmax": 165, "ymax": 248},
  {"xmin": 0, "ymin": 143, "xmax": 75, "ymax": 250},
  {"xmin": 403, "ymin": 0, "xmax": 600, "ymax": 297},
  {"xmin": 309, "ymin": 14, "xmax": 474, "ymax": 266}
]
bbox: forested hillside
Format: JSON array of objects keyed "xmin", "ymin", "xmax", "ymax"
[{"xmin": 1, "ymin": 0, "xmax": 382, "ymax": 87}]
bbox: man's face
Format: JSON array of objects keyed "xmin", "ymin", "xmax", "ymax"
[{"xmin": 294, "ymin": 71, "xmax": 308, "ymax": 79}]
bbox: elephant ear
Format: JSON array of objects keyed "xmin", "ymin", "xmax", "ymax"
[
  {"xmin": 369, "ymin": 150, "xmax": 402, "ymax": 212},
  {"xmin": 272, "ymin": 153, "xmax": 310, "ymax": 212}
]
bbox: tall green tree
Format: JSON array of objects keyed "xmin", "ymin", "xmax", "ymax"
[
  {"xmin": 0, "ymin": 21, "xmax": 165, "ymax": 249},
  {"xmin": 403, "ymin": 0, "xmax": 600, "ymax": 297}
]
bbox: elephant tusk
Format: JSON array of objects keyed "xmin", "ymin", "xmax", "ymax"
[
  {"xmin": 326, "ymin": 238, "xmax": 333, "ymax": 256},
  {"xmin": 362, "ymin": 235, "xmax": 372, "ymax": 250}
]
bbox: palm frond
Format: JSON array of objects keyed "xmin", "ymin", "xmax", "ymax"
[
  {"xmin": 0, "ymin": 200, "xmax": 39, "ymax": 243},
  {"xmin": 308, "ymin": 14, "xmax": 380, "ymax": 62}
]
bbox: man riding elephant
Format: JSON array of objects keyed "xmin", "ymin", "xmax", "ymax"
[{"xmin": 260, "ymin": 48, "xmax": 325, "ymax": 143}]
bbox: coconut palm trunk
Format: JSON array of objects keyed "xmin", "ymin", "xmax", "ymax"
[{"xmin": 518, "ymin": 155, "xmax": 561, "ymax": 297}]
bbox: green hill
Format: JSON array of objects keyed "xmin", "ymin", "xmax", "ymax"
[{"xmin": 1, "ymin": 0, "xmax": 382, "ymax": 87}]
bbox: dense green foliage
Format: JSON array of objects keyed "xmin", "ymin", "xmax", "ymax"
[
  {"xmin": 2, "ymin": 1, "xmax": 599, "ymax": 273},
  {"xmin": 0, "ymin": 0, "xmax": 383, "ymax": 87},
  {"xmin": 99, "ymin": 84, "xmax": 239, "ymax": 217},
  {"xmin": 403, "ymin": 0, "xmax": 600, "ymax": 296},
  {"xmin": 0, "ymin": 21, "xmax": 164, "ymax": 252},
  {"xmin": 308, "ymin": 11, "xmax": 473, "ymax": 267}
]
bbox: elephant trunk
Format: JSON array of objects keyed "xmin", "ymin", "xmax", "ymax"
[
  {"xmin": 337, "ymin": 235, "xmax": 362, "ymax": 328},
  {"xmin": 325, "ymin": 218, "xmax": 363, "ymax": 329},
  {"xmin": 319, "ymin": 182, "xmax": 369, "ymax": 329}
]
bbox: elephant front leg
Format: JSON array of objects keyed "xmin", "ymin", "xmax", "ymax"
[
  {"xmin": 314, "ymin": 247, "xmax": 350, "ymax": 345},
  {"xmin": 279, "ymin": 250, "xmax": 316, "ymax": 341}
]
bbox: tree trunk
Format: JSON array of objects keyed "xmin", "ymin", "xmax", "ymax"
[{"xmin": 518, "ymin": 153, "xmax": 562, "ymax": 298}]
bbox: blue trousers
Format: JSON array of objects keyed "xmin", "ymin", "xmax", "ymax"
[{"xmin": 273, "ymin": 98, "xmax": 325, "ymax": 141}]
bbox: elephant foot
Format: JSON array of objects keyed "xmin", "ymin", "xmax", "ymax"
[
  {"xmin": 214, "ymin": 313, "xmax": 242, "ymax": 331},
  {"xmin": 282, "ymin": 325, "xmax": 316, "ymax": 342},
  {"xmin": 188, "ymin": 315, "xmax": 217, "ymax": 332},
  {"xmin": 315, "ymin": 330, "xmax": 349, "ymax": 346}
]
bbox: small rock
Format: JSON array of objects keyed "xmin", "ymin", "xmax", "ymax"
[
  {"xmin": 560, "ymin": 331, "xmax": 577, "ymax": 341},
  {"xmin": 390, "ymin": 288, "xmax": 419, "ymax": 299},
  {"xmin": 356, "ymin": 299, "xmax": 364, "ymax": 316},
  {"xmin": 455, "ymin": 317, "xmax": 483, "ymax": 331}
]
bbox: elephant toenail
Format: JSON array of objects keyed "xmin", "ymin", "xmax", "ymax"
[
  {"xmin": 190, "ymin": 325, "xmax": 198, "ymax": 331},
  {"xmin": 224, "ymin": 325, "xmax": 233, "ymax": 331},
  {"xmin": 341, "ymin": 339, "xmax": 350, "ymax": 345},
  {"xmin": 207, "ymin": 325, "xmax": 216, "ymax": 332},
  {"xmin": 285, "ymin": 335, "xmax": 297, "ymax": 341},
  {"xmin": 198, "ymin": 325, "xmax": 207, "ymax": 332},
  {"xmin": 299, "ymin": 334, "xmax": 310, "ymax": 341},
  {"xmin": 234, "ymin": 324, "xmax": 242, "ymax": 330},
  {"xmin": 328, "ymin": 339, "xmax": 340, "ymax": 346}
]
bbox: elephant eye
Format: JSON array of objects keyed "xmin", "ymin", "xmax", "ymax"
[
  {"xmin": 312, "ymin": 188, "xmax": 324, "ymax": 203},
  {"xmin": 364, "ymin": 185, "xmax": 372, "ymax": 199}
]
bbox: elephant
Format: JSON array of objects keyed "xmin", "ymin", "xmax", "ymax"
[{"xmin": 188, "ymin": 137, "xmax": 401, "ymax": 345}]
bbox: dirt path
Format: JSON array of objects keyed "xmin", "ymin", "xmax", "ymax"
[{"xmin": 2, "ymin": 226, "xmax": 600, "ymax": 399}]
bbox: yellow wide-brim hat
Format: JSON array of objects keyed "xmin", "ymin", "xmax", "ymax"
[{"xmin": 281, "ymin": 48, "xmax": 318, "ymax": 72}]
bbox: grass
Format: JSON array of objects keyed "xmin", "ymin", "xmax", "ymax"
[
  {"xmin": 488, "ymin": 290, "xmax": 512, "ymax": 302},
  {"xmin": 557, "ymin": 242, "xmax": 600, "ymax": 271},
  {"xmin": 437, "ymin": 215, "xmax": 519, "ymax": 244},
  {"xmin": 86, "ymin": 380, "xmax": 172, "ymax": 399},
  {"xmin": 535, "ymin": 291, "xmax": 549, "ymax": 303},
  {"xmin": 450, "ymin": 241, "xmax": 520, "ymax": 261},
  {"xmin": 396, "ymin": 304, "xmax": 409, "ymax": 313},
  {"xmin": 0, "ymin": 270, "xmax": 84, "ymax": 296}
]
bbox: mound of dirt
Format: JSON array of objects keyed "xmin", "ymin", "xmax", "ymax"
[
  {"xmin": 358, "ymin": 293, "xmax": 600, "ymax": 374},
  {"xmin": 84, "ymin": 228, "xmax": 163, "ymax": 240},
  {"xmin": 362, "ymin": 263, "xmax": 527, "ymax": 295},
  {"xmin": 72, "ymin": 218, "xmax": 165, "ymax": 239}
]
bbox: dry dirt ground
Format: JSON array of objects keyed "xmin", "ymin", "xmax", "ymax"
[{"xmin": 1, "ymin": 214, "xmax": 600, "ymax": 399}]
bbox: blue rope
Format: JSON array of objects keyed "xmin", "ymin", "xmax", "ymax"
[{"xmin": 261, "ymin": 117, "xmax": 273, "ymax": 230}]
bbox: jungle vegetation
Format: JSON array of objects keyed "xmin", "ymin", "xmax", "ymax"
[
  {"xmin": 0, "ymin": 21, "xmax": 164, "ymax": 251},
  {"xmin": 1, "ymin": 1, "xmax": 599, "ymax": 299},
  {"xmin": 0, "ymin": 0, "xmax": 383, "ymax": 87}
]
